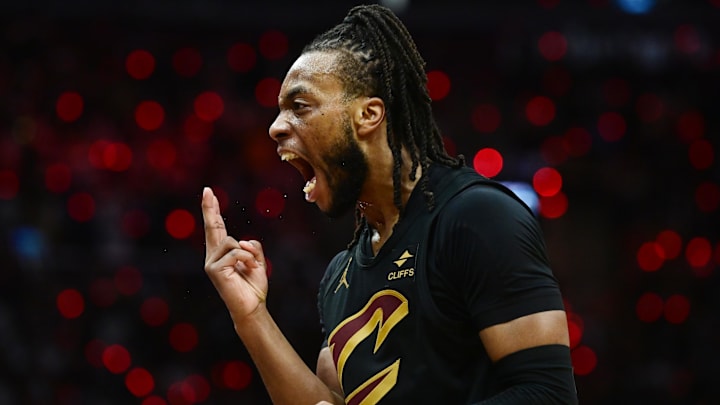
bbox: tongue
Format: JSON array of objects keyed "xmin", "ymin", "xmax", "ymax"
[{"xmin": 303, "ymin": 176, "xmax": 317, "ymax": 202}]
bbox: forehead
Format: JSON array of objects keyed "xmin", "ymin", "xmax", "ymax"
[{"xmin": 279, "ymin": 51, "xmax": 345, "ymax": 98}]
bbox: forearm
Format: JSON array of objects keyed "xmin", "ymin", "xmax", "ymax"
[{"xmin": 233, "ymin": 305, "xmax": 338, "ymax": 405}]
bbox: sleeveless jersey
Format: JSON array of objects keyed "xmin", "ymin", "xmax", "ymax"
[{"xmin": 317, "ymin": 165, "xmax": 563, "ymax": 404}]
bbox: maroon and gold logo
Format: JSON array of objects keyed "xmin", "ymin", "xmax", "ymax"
[{"xmin": 328, "ymin": 290, "xmax": 409, "ymax": 405}]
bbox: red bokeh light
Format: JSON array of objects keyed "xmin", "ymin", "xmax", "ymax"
[
  {"xmin": 167, "ymin": 380, "xmax": 194, "ymax": 405},
  {"xmin": 567, "ymin": 312, "xmax": 584, "ymax": 349},
  {"xmin": 166, "ymin": 209, "xmax": 196, "ymax": 239},
  {"xmin": 664, "ymin": 294, "xmax": 691, "ymax": 324},
  {"xmin": 538, "ymin": 31, "xmax": 567, "ymax": 61},
  {"xmin": 88, "ymin": 140, "xmax": 111, "ymax": 169},
  {"xmin": 533, "ymin": 167, "xmax": 563, "ymax": 197},
  {"xmin": 183, "ymin": 113, "xmax": 214, "ymax": 143},
  {"xmin": 473, "ymin": 148, "xmax": 503, "ymax": 178},
  {"xmin": 67, "ymin": 192, "xmax": 95, "ymax": 222},
  {"xmin": 525, "ymin": 96, "xmax": 556, "ymax": 126},
  {"xmin": 688, "ymin": 139, "xmax": 713, "ymax": 170},
  {"xmin": 142, "ymin": 395, "xmax": 167, "ymax": 405},
  {"xmin": 45, "ymin": 163, "xmax": 72, "ymax": 193},
  {"xmin": 140, "ymin": 297, "xmax": 170, "ymax": 327},
  {"xmin": 211, "ymin": 185, "xmax": 230, "ymax": 213},
  {"xmin": 636, "ymin": 292, "xmax": 663, "ymax": 323},
  {"xmin": 259, "ymin": 30, "xmax": 288, "ymax": 60},
  {"xmin": 184, "ymin": 374, "xmax": 210, "ymax": 403},
  {"xmin": 147, "ymin": 139, "xmax": 177, "ymax": 170},
  {"xmin": 126, "ymin": 367, "xmax": 155, "ymax": 397},
  {"xmin": 227, "ymin": 42, "xmax": 257, "ymax": 73},
  {"xmin": 221, "ymin": 361, "xmax": 253, "ymax": 390},
  {"xmin": 427, "ymin": 70, "xmax": 451, "ymax": 101},
  {"xmin": 471, "ymin": 103, "xmax": 501, "ymax": 133},
  {"xmin": 194, "ymin": 91, "xmax": 224, "ymax": 122},
  {"xmin": 169, "ymin": 323, "xmax": 199, "ymax": 353},
  {"xmin": 602, "ymin": 78, "xmax": 631, "ymax": 107},
  {"xmin": 255, "ymin": 78, "xmax": 281, "ymax": 108},
  {"xmin": 57, "ymin": 288, "xmax": 85, "ymax": 319},
  {"xmin": 102, "ymin": 344, "xmax": 131, "ymax": 374},
  {"xmin": 597, "ymin": 112, "xmax": 626, "ymax": 142},
  {"xmin": 0, "ymin": 169, "xmax": 19, "ymax": 200},
  {"xmin": 88, "ymin": 278, "xmax": 118, "ymax": 308},
  {"xmin": 85, "ymin": 339, "xmax": 106, "ymax": 368},
  {"xmin": 656, "ymin": 230, "xmax": 682, "ymax": 260},
  {"xmin": 56, "ymin": 91, "xmax": 84, "ymax": 122},
  {"xmin": 674, "ymin": 24, "xmax": 701, "ymax": 55},
  {"xmin": 539, "ymin": 192, "xmax": 568, "ymax": 219},
  {"xmin": 635, "ymin": 93, "xmax": 665, "ymax": 123},
  {"xmin": 571, "ymin": 345, "xmax": 597, "ymax": 376},
  {"xmin": 135, "ymin": 101, "xmax": 165, "ymax": 131},
  {"xmin": 103, "ymin": 142, "xmax": 133, "ymax": 172},
  {"xmin": 255, "ymin": 187, "xmax": 285, "ymax": 218},
  {"xmin": 695, "ymin": 181, "xmax": 720, "ymax": 212},
  {"xmin": 115, "ymin": 266, "xmax": 143, "ymax": 296},
  {"xmin": 172, "ymin": 47, "xmax": 203, "ymax": 78},
  {"xmin": 563, "ymin": 127, "xmax": 592, "ymax": 157},
  {"xmin": 676, "ymin": 110, "xmax": 705, "ymax": 142},
  {"xmin": 685, "ymin": 237, "xmax": 712, "ymax": 268},
  {"xmin": 126, "ymin": 50, "xmax": 155, "ymax": 80},
  {"xmin": 637, "ymin": 241, "xmax": 665, "ymax": 272},
  {"xmin": 442, "ymin": 136, "xmax": 457, "ymax": 157}
]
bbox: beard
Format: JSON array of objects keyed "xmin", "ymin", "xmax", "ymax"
[{"xmin": 322, "ymin": 116, "xmax": 369, "ymax": 218}]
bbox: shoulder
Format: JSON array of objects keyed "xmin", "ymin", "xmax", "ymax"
[{"xmin": 437, "ymin": 178, "xmax": 535, "ymax": 229}]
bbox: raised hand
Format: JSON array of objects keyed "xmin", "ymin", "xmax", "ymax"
[{"xmin": 201, "ymin": 187, "xmax": 269, "ymax": 323}]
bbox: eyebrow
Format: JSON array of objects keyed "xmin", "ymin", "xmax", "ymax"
[{"xmin": 283, "ymin": 85, "xmax": 311, "ymax": 102}]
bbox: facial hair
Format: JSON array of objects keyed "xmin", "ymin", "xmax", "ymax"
[{"xmin": 323, "ymin": 116, "xmax": 369, "ymax": 218}]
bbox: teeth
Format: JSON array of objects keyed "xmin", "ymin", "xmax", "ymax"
[
  {"xmin": 280, "ymin": 152, "xmax": 298, "ymax": 161},
  {"xmin": 303, "ymin": 178, "xmax": 316, "ymax": 195}
]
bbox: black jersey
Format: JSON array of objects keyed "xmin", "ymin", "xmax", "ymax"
[{"xmin": 318, "ymin": 164, "xmax": 565, "ymax": 404}]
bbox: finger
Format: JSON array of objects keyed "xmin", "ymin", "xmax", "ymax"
[
  {"xmin": 206, "ymin": 244, "xmax": 255, "ymax": 273},
  {"xmin": 239, "ymin": 240, "xmax": 265, "ymax": 265},
  {"xmin": 204, "ymin": 236, "xmax": 240, "ymax": 266},
  {"xmin": 201, "ymin": 187, "xmax": 227, "ymax": 249}
]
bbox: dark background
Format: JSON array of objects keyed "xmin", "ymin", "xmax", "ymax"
[{"xmin": 1, "ymin": 0, "xmax": 719, "ymax": 404}]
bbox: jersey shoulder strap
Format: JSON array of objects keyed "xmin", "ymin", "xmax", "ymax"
[{"xmin": 430, "ymin": 166, "xmax": 533, "ymax": 216}]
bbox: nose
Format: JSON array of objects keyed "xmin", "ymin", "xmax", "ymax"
[{"xmin": 269, "ymin": 111, "xmax": 290, "ymax": 142}]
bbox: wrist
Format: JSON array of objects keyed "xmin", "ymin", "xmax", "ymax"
[{"xmin": 232, "ymin": 302, "xmax": 270, "ymax": 336}]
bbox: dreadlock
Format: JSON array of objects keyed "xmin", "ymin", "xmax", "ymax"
[{"xmin": 303, "ymin": 4, "xmax": 465, "ymax": 247}]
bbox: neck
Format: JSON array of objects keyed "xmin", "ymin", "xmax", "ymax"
[{"xmin": 357, "ymin": 162, "xmax": 422, "ymax": 252}]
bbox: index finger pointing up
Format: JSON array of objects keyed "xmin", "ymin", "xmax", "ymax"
[{"xmin": 201, "ymin": 187, "xmax": 227, "ymax": 249}]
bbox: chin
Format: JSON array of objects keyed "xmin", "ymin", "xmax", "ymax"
[{"xmin": 322, "ymin": 201, "xmax": 356, "ymax": 219}]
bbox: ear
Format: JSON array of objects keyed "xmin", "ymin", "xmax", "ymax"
[{"xmin": 355, "ymin": 97, "xmax": 385, "ymax": 137}]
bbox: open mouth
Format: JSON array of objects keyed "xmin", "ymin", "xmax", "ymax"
[{"xmin": 280, "ymin": 151, "xmax": 318, "ymax": 199}]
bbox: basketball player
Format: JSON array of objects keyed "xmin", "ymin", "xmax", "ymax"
[{"xmin": 202, "ymin": 4, "xmax": 577, "ymax": 404}]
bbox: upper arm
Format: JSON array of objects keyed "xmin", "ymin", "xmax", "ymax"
[
  {"xmin": 316, "ymin": 347, "xmax": 345, "ymax": 403},
  {"xmin": 436, "ymin": 185, "xmax": 565, "ymax": 330},
  {"xmin": 479, "ymin": 309, "xmax": 569, "ymax": 362},
  {"xmin": 439, "ymin": 186, "xmax": 569, "ymax": 361}
]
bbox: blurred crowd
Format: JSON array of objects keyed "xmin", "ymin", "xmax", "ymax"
[{"xmin": 1, "ymin": 1, "xmax": 719, "ymax": 404}]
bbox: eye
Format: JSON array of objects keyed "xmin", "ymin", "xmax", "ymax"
[{"xmin": 292, "ymin": 100, "xmax": 310, "ymax": 112}]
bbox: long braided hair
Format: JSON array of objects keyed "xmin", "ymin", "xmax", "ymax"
[{"xmin": 303, "ymin": 4, "xmax": 464, "ymax": 247}]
